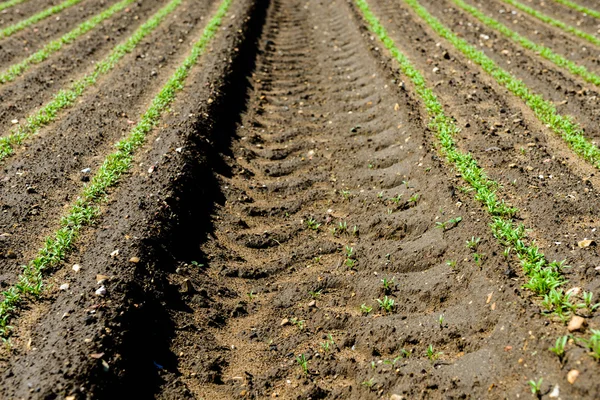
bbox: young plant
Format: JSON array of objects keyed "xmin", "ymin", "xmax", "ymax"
[
  {"xmin": 360, "ymin": 303, "xmax": 373, "ymax": 314},
  {"xmin": 579, "ymin": 291, "xmax": 600, "ymax": 312},
  {"xmin": 388, "ymin": 193, "xmax": 403, "ymax": 204},
  {"xmin": 296, "ymin": 354, "xmax": 309, "ymax": 374},
  {"xmin": 381, "ymin": 277, "xmax": 395, "ymax": 294},
  {"xmin": 548, "ymin": 335, "xmax": 568, "ymax": 363},
  {"xmin": 320, "ymin": 333, "xmax": 335, "ymax": 352},
  {"xmin": 308, "ymin": 290, "xmax": 322, "ymax": 299},
  {"xmin": 290, "ymin": 317, "xmax": 305, "ymax": 330},
  {"xmin": 435, "ymin": 216, "xmax": 462, "ymax": 231},
  {"xmin": 466, "ymin": 236, "xmax": 481, "ymax": 250},
  {"xmin": 528, "ymin": 378, "xmax": 543, "ymax": 397},
  {"xmin": 472, "ymin": 252, "xmax": 484, "ymax": 267},
  {"xmin": 306, "ymin": 218, "xmax": 321, "ymax": 231},
  {"xmin": 438, "ymin": 313, "xmax": 445, "ymax": 328},
  {"xmin": 247, "ymin": 291, "xmax": 255, "ymax": 301},
  {"xmin": 340, "ymin": 190, "xmax": 351, "ymax": 200},
  {"xmin": 446, "ymin": 260, "xmax": 457, "ymax": 270},
  {"xmin": 426, "ymin": 344, "xmax": 442, "ymax": 362},
  {"xmin": 409, "ymin": 193, "xmax": 420, "ymax": 204},
  {"xmin": 377, "ymin": 296, "xmax": 395, "ymax": 313},
  {"xmin": 361, "ymin": 377, "xmax": 375, "ymax": 388}
]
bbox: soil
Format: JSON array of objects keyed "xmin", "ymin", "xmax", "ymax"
[{"xmin": 0, "ymin": 0, "xmax": 600, "ymax": 398}]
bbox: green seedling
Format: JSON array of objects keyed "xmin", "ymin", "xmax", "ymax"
[
  {"xmin": 579, "ymin": 291, "xmax": 600, "ymax": 312},
  {"xmin": 472, "ymin": 252, "xmax": 484, "ymax": 267},
  {"xmin": 309, "ymin": 290, "xmax": 322, "ymax": 299},
  {"xmin": 466, "ymin": 236, "xmax": 481, "ymax": 250},
  {"xmin": 409, "ymin": 193, "xmax": 420, "ymax": 204},
  {"xmin": 345, "ymin": 246, "xmax": 354, "ymax": 258},
  {"xmin": 361, "ymin": 377, "xmax": 375, "ymax": 388},
  {"xmin": 528, "ymin": 378, "xmax": 543, "ymax": 396},
  {"xmin": 377, "ymin": 296, "xmax": 395, "ymax": 313},
  {"xmin": 381, "ymin": 277, "xmax": 395, "ymax": 294},
  {"xmin": 191, "ymin": 260, "xmax": 204, "ymax": 267},
  {"xmin": 360, "ymin": 303, "xmax": 373, "ymax": 314},
  {"xmin": 446, "ymin": 260, "xmax": 457, "ymax": 270},
  {"xmin": 377, "ymin": 191, "xmax": 384, "ymax": 199},
  {"xmin": 337, "ymin": 221, "xmax": 348, "ymax": 234},
  {"xmin": 341, "ymin": 190, "xmax": 351, "ymax": 200},
  {"xmin": 436, "ymin": 216, "xmax": 462, "ymax": 231},
  {"xmin": 247, "ymin": 291, "xmax": 255, "ymax": 301},
  {"xmin": 296, "ymin": 354, "xmax": 309, "ymax": 374},
  {"xmin": 352, "ymin": 225, "xmax": 359, "ymax": 236},
  {"xmin": 388, "ymin": 194, "xmax": 403, "ymax": 204},
  {"xmin": 290, "ymin": 317, "xmax": 305, "ymax": 330},
  {"xmin": 306, "ymin": 218, "xmax": 321, "ymax": 231},
  {"xmin": 426, "ymin": 344, "xmax": 442, "ymax": 362},
  {"xmin": 438, "ymin": 314, "xmax": 445, "ymax": 328},
  {"xmin": 549, "ymin": 335, "xmax": 568, "ymax": 363},
  {"xmin": 320, "ymin": 334, "xmax": 335, "ymax": 352}
]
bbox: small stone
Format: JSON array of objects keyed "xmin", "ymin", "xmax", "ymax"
[
  {"xmin": 566, "ymin": 287, "xmax": 581, "ymax": 296},
  {"xmin": 26, "ymin": 186, "xmax": 36, "ymax": 194},
  {"xmin": 181, "ymin": 279, "xmax": 195, "ymax": 294},
  {"xmin": 10, "ymin": 119, "xmax": 18, "ymax": 124},
  {"xmin": 549, "ymin": 385, "xmax": 559, "ymax": 398},
  {"xmin": 66, "ymin": 396, "xmax": 76, "ymax": 400},
  {"xmin": 390, "ymin": 395, "xmax": 403, "ymax": 400},
  {"xmin": 129, "ymin": 257, "xmax": 140, "ymax": 263},
  {"xmin": 280, "ymin": 318, "xmax": 290, "ymax": 326},
  {"xmin": 59, "ymin": 283, "xmax": 69, "ymax": 291},
  {"xmin": 89, "ymin": 352, "xmax": 104, "ymax": 359},
  {"xmin": 567, "ymin": 315, "xmax": 585, "ymax": 332},
  {"xmin": 81, "ymin": 168, "xmax": 91, "ymax": 174},
  {"xmin": 95, "ymin": 286, "xmax": 107, "ymax": 296},
  {"xmin": 96, "ymin": 274, "xmax": 109, "ymax": 284},
  {"xmin": 110, "ymin": 249, "xmax": 119, "ymax": 258},
  {"xmin": 567, "ymin": 369, "xmax": 579, "ymax": 384},
  {"xmin": 308, "ymin": 300, "xmax": 316, "ymax": 307},
  {"xmin": 72, "ymin": 264, "xmax": 81, "ymax": 272},
  {"xmin": 578, "ymin": 239, "xmax": 595, "ymax": 248}
]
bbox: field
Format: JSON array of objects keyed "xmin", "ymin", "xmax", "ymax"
[{"xmin": 2, "ymin": 0, "xmax": 600, "ymax": 398}]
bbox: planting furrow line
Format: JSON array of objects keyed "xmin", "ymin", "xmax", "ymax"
[
  {"xmin": 0, "ymin": 0, "xmax": 136, "ymax": 84},
  {"xmin": 403, "ymin": 0, "xmax": 600, "ymax": 174},
  {"xmin": 551, "ymin": 0, "xmax": 600, "ymax": 20},
  {"xmin": 0, "ymin": 0, "xmax": 233, "ymax": 337},
  {"xmin": 454, "ymin": 0, "xmax": 600, "ymax": 88},
  {"xmin": 0, "ymin": 0, "xmax": 28, "ymax": 12},
  {"xmin": 0, "ymin": 0, "xmax": 182, "ymax": 162},
  {"xmin": 171, "ymin": 0, "xmax": 562, "ymax": 397},
  {"xmin": 0, "ymin": 0, "xmax": 83, "ymax": 39},
  {"xmin": 500, "ymin": 0, "xmax": 600, "ymax": 48},
  {"xmin": 354, "ymin": 0, "xmax": 586, "ymax": 356}
]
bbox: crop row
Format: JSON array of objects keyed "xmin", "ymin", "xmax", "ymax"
[
  {"xmin": 0, "ymin": 0, "xmax": 233, "ymax": 336},
  {"xmin": 355, "ymin": 0, "xmax": 600, "ymax": 365}
]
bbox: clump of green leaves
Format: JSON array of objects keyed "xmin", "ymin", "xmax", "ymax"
[
  {"xmin": 377, "ymin": 296, "xmax": 395, "ymax": 313},
  {"xmin": 381, "ymin": 277, "xmax": 395, "ymax": 294},
  {"xmin": 296, "ymin": 354, "xmax": 309, "ymax": 374},
  {"xmin": 320, "ymin": 334, "xmax": 335, "ymax": 352},
  {"xmin": 435, "ymin": 216, "xmax": 462, "ymax": 231},
  {"xmin": 305, "ymin": 217, "xmax": 321, "ymax": 231},
  {"xmin": 426, "ymin": 344, "xmax": 442, "ymax": 362},
  {"xmin": 528, "ymin": 378, "xmax": 543, "ymax": 396},
  {"xmin": 360, "ymin": 303, "xmax": 373, "ymax": 314},
  {"xmin": 548, "ymin": 335, "xmax": 568, "ymax": 363}
]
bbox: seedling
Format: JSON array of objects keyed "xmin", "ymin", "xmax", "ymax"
[
  {"xmin": 306, "ymin": 218, "xmax": 321, "ymax": 231},
  {"xmin": 309, "ymin": 290, "xmax": 322, "ymax": 299},
  {"xmin": 409, "ymin": 193, "xmax": 420, "ymax": 204},
  {"xmin": 296, "ymin": 354, "xmax": 309, "ymax": 374},
  {"xmin": 345, "ymin": 258, "xmax": 357, "ymax": 268},
  {"xmin": 472, "ymin": 252, "xmax": 484, "ymax": 267},
  {"xmin": 360, "ymin": 303, "xmax": 373, "ymax": 314},
  {"xmin": 352, "ymin": 225, "xmax": 359, "ymax": 236},
  {"xmin": 528, "ymin": 378, "xmax": 543, "ymax": 397},
  {"xmin": 446, "ymin": 260, "xmax": 457, "ymax": 270},
  {"xmin": 247, "ymin": 291, "xmax": 255, "ymax": 301},
  {"xmin": 377, "ymin": 296, "xmax": 395, "ymax": 313},
  {"xmin": 549, "ymin": 335, "xmax": 568, "ymax": 363},
  {"xmin": 290, "ymin": 317, "xmax": 305, "ymax": 330},
  {"xmin": 345, "ymin": 246, "xmax": 354, "ymax": 258},
  {"xmin": 381, "ymin": 277, "xmax": 395, "ymax": 293},
  {"xmin": 438, "ymin": 314, "xmax": 445, "ymax": 328},
  {"xmin": 466, "ymin": 236, "xmax": 481, "ymax": 250},
  {"xmin": 426, "ymin": 344, "xmax": 442, "ymax": 362},
  {"xmin": 579, "ymin": 291, "xmax": 600, "ymax": 312},
  {"xmin": 320, "ymin": 334, "xmax": 335, "ymax": 352},
  {"xmin": 502, "ymin": 247, "xmax": 511, "ymax": 260},
  {"xmin": 337, "ymin": 221, "xmax": 348, "ymax": 234},
  {"xmin": 191, "ymin": 260, "xmax": 204, "ymax": 267},
  {"xmin": 435, "ymin": 216, "xmax": 462, "ymax": 231},
  {"xmin": 361, "ymin": 378, "xmax": 375, "ymax": 388},
  {"xmin": 377, "ymin": 191, "xmax": 384, "ymax": 199},
  {"xmin": 388, "ymin": 194, "xmax": 403, "ymax": 204},
  {"xmin": 341, "ymin": 190, "xmax": 351, "ymax": 200}
]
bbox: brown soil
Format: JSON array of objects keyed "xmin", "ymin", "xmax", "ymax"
[{"xmin": 0, "ymin": 0, "xmax": 600, "ymax": 398}]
